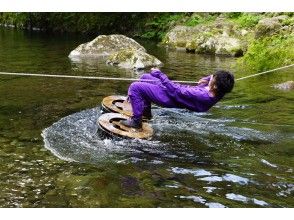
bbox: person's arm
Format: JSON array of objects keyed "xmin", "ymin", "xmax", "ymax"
[
  {"xmin": 197, "ymin": 75, "xmax": 212, "ymax": 85},
  {"xmin": 150, "ymin": 69, "xmax": 182, "ymax": 95},
  {"xmin": 150, "ymin": 69, "xmax": 212, "ymax": 102}
]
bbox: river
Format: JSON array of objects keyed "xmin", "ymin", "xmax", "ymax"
[{"xmin": 0, "ymin": 27, "xmax": 293, "ymax": 207}]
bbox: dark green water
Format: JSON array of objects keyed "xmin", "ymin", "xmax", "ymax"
[{"xmin": 0, "ymin": 28, "xmax": 293, "ymax": 207}]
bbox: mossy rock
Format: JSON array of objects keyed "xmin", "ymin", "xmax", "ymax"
[
  {"xmin": 106, "ymin": 49, "xmax": 162, "ymax": 69},
  {"xmin": 68, "ymin": 34, "xmax": 146, "ymax": 58},
  {"xmin": 255, "ymin": 17, "xmax": 284, "ymax": 38},
  {"xmin": 162, "ymin": 21, "xmax": 246, "ymax": 57},
  {"xmin": 214, "ymin": 35, "xmax": 243, "ymax": 56}
]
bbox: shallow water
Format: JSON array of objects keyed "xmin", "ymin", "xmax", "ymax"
[{"xmin": 0, "ymin": 28, "xmax": 293, "ymax": 207}]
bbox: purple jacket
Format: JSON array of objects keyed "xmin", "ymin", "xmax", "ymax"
[{"xmin": 151, "ymin": 69, "xmax": 221, "ymax": 112}]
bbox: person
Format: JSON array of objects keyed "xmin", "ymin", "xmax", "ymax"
[{"xmin": 121, "ymin": 68, "xmax": 235, "ymax": 129}]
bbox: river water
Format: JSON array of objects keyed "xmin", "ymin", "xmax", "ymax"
[{"xmin": 0, "ymin": 27, "xmax": 293, "ymax": 207}]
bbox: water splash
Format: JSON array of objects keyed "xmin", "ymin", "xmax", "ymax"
[
  {"xmin": 42, "ymin": 106, "xmax": 279, "ymax": 164},
  {"xmin": 41, "ymin": 107, "xmax": 170, "ymax": 164}
]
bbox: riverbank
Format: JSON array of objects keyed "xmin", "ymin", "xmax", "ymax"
[{"xmin": 0, "ymin": 12, "xmax": 293, "ymax": 72}]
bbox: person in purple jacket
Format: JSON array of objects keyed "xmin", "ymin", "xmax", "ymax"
[{"xmin": 121, "ymin": 68, "xmax": 235, "ymax": 129}]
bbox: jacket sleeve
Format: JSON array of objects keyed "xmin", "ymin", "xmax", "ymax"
[
  {"xmin": 150, "ymin": 69, "xmax": 205, "ymax": 99},
  {"xmin": 150, "ymin": 69, "xmax": 182, "ymax": 94},
  {"xmin": 200, "ymin": 75, "xmax": 212, "ymax": 83}
]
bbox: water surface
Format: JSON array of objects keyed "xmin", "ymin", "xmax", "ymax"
[{"xmin": 0, "ymin": 28, "xmax": 293, "ymax": 207}]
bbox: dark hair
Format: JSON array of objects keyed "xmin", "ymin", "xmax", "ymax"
[{"xmin": 214, "ymin": 70, "xmax": 235, "ymax": 97}]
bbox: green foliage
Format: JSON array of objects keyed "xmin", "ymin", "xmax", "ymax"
[
  {"xmin": 232, "ymin": 13, "xmax": 262, "ymax": 28},
  {"xmin": 237, "ymin": 35, "xmax": 294, "ymax": 73},
  {"xmin": 225, "ymin": 12, "xmax": 242, "ymax": 19},
  {"xmin": 282, "ymin": 16, "xmax": 294, "ymax": 26},
  {"xmin": 185, "ymin": 14, "xmax": 216, "ymax": 26},
  {"xmin": 0, "ymin": 12, "xmax": 185, "ymax": 41},
  {"xmin": 141, "ymin": 13, "xmax": 184, "ymax": 40}
]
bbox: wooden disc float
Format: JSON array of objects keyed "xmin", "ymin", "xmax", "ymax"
[
  {"xmin": 101, "ymin": 95, "xmax": 132, "ymax": 117},
  {"xmin": 98, "ymin": 113, "xmax": 153, "ymax": 139}
]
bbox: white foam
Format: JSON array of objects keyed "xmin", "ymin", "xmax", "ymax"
[
  {"xmin": 171, "ymin": 167, "xmax": 212, "ymax": 177},
  {"xmin": 261, "ymin": 159, "xmax": 278, "ymax": 168}
]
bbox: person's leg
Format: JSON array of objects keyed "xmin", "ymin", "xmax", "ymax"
[
  {"xmin": 122, "ymin": 81, "xmax": 177, "ymax": 128},
  {"xmin": 126, "ymin": 74, "xmax": 159, "ymax": 120}
]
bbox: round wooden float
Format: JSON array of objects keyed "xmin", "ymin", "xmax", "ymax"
[
  {"xmin": 101, "ymin": 95, "xmax": 133, "ymax": 117},
  {"xmin": 98, "ymin": 113, "xmax": 153, "ymax": 139}
]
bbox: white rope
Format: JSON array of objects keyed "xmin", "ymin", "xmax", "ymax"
[
  {"xmin": 0, "ymin": 71, "xmax": 197, "ymax": 84},
  {"xmin": 235, "ymin": 63, "xmax": 294, "ymax": 81},
  {"xmin": 0, "ymin": 63, "xmax": 293, "ymax": 83}
]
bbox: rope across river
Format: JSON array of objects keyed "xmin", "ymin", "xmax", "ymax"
[{"xmin": 0, "ymin": 63, "xmax": 293, "ymax": 83}]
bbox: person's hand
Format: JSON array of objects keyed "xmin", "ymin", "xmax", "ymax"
[
  {"xmin": 150, "ymin": 67, "xmax": 161, "ymax": 78},
  {"xmin": 197, "ymin": 79, "xmax": 209, "ymax": 85},
  {"xmin": 151, "ymin": 67, "xmax": 160, "ymax": 72}
]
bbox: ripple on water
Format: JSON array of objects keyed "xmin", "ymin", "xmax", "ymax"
[
  {"xmin": 171, "ymin": 167, "xmax": 212, "ymax": 177},
  {"xmin": 199, "ymin": 173, "xmax": 250, "ymax": 185},
  {"xmin": 153, "ymin": 108, "xmax": 278, "ymax": 143},
  {"xmin": 41, "ymin": 107, "xmax": 171, "ymax": 164},
  {"xmin": 42, "ymin": 106, "xmax": 279, "ymax": 164},
  {"xmin": 226, "ymin": 193, "xmax": 269, "ymax": 207},
  {"xmin": 260, "ymin": 159, "xmax": 278, "ymax": 168},
  {"xmin": 178, "ymin": 195, "xmax": 227, "ymax": 208}
]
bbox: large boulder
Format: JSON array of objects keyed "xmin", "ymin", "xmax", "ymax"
[
  {"xmin": 69, "ymin": 34, "xmax": 163, "ymax": 70},
  {"xmin": 68, "ymin": 34, "xmax": 146, "ymax": 58},
  {"xmin": 254, "ymin": 16, "xmax": 286, "ymax": 38},
  {"xmin": 162, "ymin": 20, "xmax": 246, "ymax": 57},
  {"xmin": 163, "ymin": 25, "xmax": 202, "ymax": 49},
  {"xmin": 106, "ymin": 49, "xmax": 162, "ymax": 69},
  {"xmin": 214, "ymin": 35, "xmax": 243, "ymax": 56}
]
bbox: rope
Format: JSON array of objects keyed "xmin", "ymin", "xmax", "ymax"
[
  {"xmin": 0, "ymin": 71, "xmax": 197, "ymax": 84},
  {"xmin": 0, "ymin": 63, "xmax": 293, "ymax": 83},
  {"xmin": 235, "ymin": 63, "xmax": 294, "ymax": 81}
]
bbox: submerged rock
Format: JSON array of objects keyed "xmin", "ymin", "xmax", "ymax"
[
  {"xmin": 68, "ymin": 34, "xmax": 146, "ymax": 58},
  {"xmin": 106, "ymin": 49, "xmax": 162, "ymax": 69},
  {"xmin": 273, "ymin": 81, "xmax": 294, "ymax": 91}
]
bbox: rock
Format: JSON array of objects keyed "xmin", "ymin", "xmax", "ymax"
[
  {"xmin": 163, "ymin": 25, "xmax": 203, "ymax": 49},
  {"xmin": 198, "ymin": 37, "xmax": 216, "ymax": 54},
  {"xmin": 273, "ymin": 81, "xmax": 294, "ymax": 91},
  {"xmin": 68, "ymin": 34, "xmax": 146, "ymax": 58},
  {"xmin": 275, "ymin": 15, "xmax": 289, "ymax": 22},
  {"xmin": 255, "ymin": 17, "xmax": 283, "ymax": 38},
  {"xmin": 241, "ymin": 29, "xmax": 249, "ymax": 36},
  {"xmin": 106, "ymin": 49, "xmax": 162, "ymax": 69},
  {"xmin": 196, "ymin": 35, "xmax": 243, "ymax": 57},
  {"xmin": 214, "ymin": 35, "xmax": 243, "ymax": 57},
  {"xmin": 163, "ymin": 23, "xmax": 245, "ymax": 57}
]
